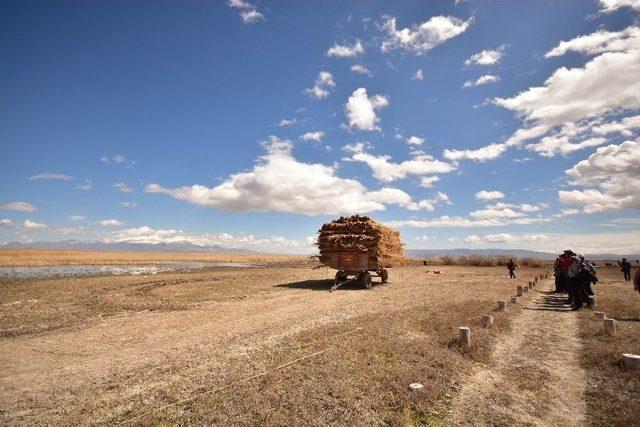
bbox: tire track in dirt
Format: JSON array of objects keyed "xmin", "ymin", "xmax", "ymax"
[{"xmin": 447, "ymin": 280, "xmax": 587, "ymax": 426}]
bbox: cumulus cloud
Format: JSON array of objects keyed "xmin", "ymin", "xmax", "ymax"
[
  {"xmin": 305, "ymin": 71, "xmax": 335, "ymax": 99},
  {"xmin": 413, "ymin": 69, "xmax": 424, "ymax": 80},
  {"xmin": 379, "ymin": 15, "xmax": 473, "ymax": 54},
  {"xmin": 395, "ymin": 133, "xmax": 425, "ymax": 146},
  {"xmin": 99, "ymin": 219, "xmax": 125, "ymax": 227},
  {"xmin": 0, "ymin": 219, "xmax": 13, "ymax": 227},
  {"xmin": 23, "ymin": 219, "xmax": 46, "ymax": 229},
  {"xmin": 591, "ymin": 114, "xmax": 640, "ymax": 136},
  {"xmin": 559, "ymin": 140, "xmax": 640, "ymax": 212},
  {"xmin": 227, "ymin": 0, "xmax": 264, "ymax": 24},
  {"xmin": 463, "ymin": 74, "xmax": 500, "ymax": 88},
  {"xmin": 300, "ymin": 131, "xmax": 325, "ymax": 142},
  {"xmin": 546, "ymin": 27, "xmax": 640, "ymax": 58},
  {"xmin": 465, "ymin": 44, "xmax": 507, "ymax": 66},
  {"xmin": 145, "ymin": 136, "xmax": 426, "ymax": 216},
  {"xmin": 420, "ymin": 176, "xmax": 440, "ymax": 188},
  {"xmin": 345, "ymin": 88, "xmax": 388, "ymax": 131},
  {"xmin": 113, "ymin": 182, "xmax": 133, "ymax": 193},
  {"xmin": 0, "ymin": 201, "xmax": 37, "ymax": 212},
  {"xmin": 351, "ymin": 64, "xmax": 372, "ymax": 76},
  {"xmin": 464, "ymin": 234, "xmax": 481, "ymax": 243},
  {"xmin": 28, "ymin": 173, "xmax": 73, "ymax": 181},
  {"xmin": 599, "ymin": 0, "xmax": 640, "ymax": 13},
  {"xmin": 344, "ymin": 144, "xmax": 456, "ymax": 182},
  {"xmin": 475, "ymin": 190, "xmax": 505, "ymax": 201},
  {"xmin": 446, "ymin": 26, "xmax": 640, "ymax": 162},
  {"xmin": 469, "ymin": 207, "xmax": 524, "ymax": 220},
  {"xmin": 327, "ymin": 40, "xmax": 364, "ymax": 57},
  {"xmin": 106, "ymin": 226, "xmax": 311, "ymax": 252}
]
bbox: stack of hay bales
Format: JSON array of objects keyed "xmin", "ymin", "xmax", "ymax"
[{"xmin": 316, "ymin": 215, "xmax": 404, "ymax": 269}]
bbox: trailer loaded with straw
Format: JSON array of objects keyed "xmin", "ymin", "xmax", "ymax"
[{"xmin": 316, "ymin": 215, "xmax": 404, "ymax": 291}]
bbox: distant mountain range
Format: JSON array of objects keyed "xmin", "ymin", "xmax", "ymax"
[
  {"xmin": 405, "ymin": 248, "xmax": 639, "ymax": 261},
  {"xmin": 1, "ymin": 241, "xmax": 637, "ymax": 260},
  {"xmin": 0, "ymin": 240, "xmax": 254, "ymax": 253}
]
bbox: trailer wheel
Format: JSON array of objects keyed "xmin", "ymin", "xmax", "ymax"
[
  {"xmin": 360, "ymin": 271, "xmax": 372, "ymax": 289},
  {"xmin": 335, "ymin": 270, "xmax": 348, "ymax": 282},
  {"xmin": 380, "ymin": 268, "xmax": 389, "ymax": 283}
]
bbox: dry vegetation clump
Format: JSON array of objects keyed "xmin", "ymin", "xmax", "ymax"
[
  {"xmin": 578, "ymin": 268, "xmax": 640, "ymax": 426},
  {"xmin": 518, "ymin": 257, "xmax": 543, "ymax": 268},
  {"xmin": 316, "ymin": 215, "xmax": 404, "ymax": 268}
]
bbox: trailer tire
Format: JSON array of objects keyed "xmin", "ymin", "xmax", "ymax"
[
  {"xmin": 360, "ymin": 271, "xmax": 372, "ymax": 289},
  {"xmin": 380, "ymin": 268, "xmax": 389, "ymax": 283},
  {"xmin": 335, "ymin": 271, "xmax": 348, "ymax": 282}
]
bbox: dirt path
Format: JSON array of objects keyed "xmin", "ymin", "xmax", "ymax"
[{"xmin": 447, "ymin": 279, "xmax": 587, "ymax": 426}]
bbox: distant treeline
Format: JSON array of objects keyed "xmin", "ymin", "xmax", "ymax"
[{"xmin": 429, "ymin": 255, "xmax": 544, "ymax": 268}]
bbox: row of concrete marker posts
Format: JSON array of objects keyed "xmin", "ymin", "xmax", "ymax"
[{"xmin": 456, "ymin": 271, "xmax": 640, "ymax": 371}]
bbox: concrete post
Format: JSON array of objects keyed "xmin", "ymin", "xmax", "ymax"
[
  {"xmin": 517, "ymin": 286, "xmax": 524, "ymax": 296},
  {"xmin": 481, "ymin": 315, "xmax": 493, "ymax": 327},
  {"xmin": 459, "ymin": 327, "xmax": 470, "ymax": 349},
  {"xmin": 510, "ymin": 296, "xmax": 517, "ymax": 303},
  {"xmin": 623, "ymin": 354, "xmax": 640, "ymax": 370},
  {"xmin": 604, "ymin": 318, "xmax": 617, "ymax": 336},
  {"xmin": 498, "ymin": 300, "xmax": 507, "ymax": 311},
  {"xmin": 594, "ymin": 311, "xmax": 606, "ymax": 319}
]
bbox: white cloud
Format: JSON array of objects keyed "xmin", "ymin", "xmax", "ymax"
[
  {"xmin": 559, "ymin": 140, "xmax": 640, "ymax": 212},
  {"xmin": 77, "ymin": 179, "xmax": 93, "ymax": 191},
  {"xmin": 395, "ymin": 133, "xmax": 425, "ymax": 146},
  {"xmin": 413, "ymin": 69, "xmax": 424, "ymax": 80},
  {"xmin": 227, "ymin": 0, "xmax": 264, "ymax": 24},
  {"xmin": 70, "ymin": 215, "xmax": 86, "ymax": 221},
  {"xmin": 23, "ymin": 219, "xmax": 46, "ymax": 229},
  {"xmin": 527, "ymin": 135, "xmax": 607, "ymax": 157},
  {"xmin": 101, "ymin": 154, "xmax": 126, "ymax": 164},
  {"xmin": 0, "ymin": 202, "xmax": 37, "ymax": 212},
  {"xmin": 387, "ymin": 216, "xmax": 506, "ymax": 229},
  {"xmin": 99, "ymin": 219, "xmax": 125, "ymax": 227},
  {"xmin": 344, "ymin": 144, "xmax": 455, "ymax": 182},
  {"xmin": 475, "ymin": 190, "xmax": 505, "ymax": 201},
  {"xmin": 28, "ymin": 173, "xmax": 73, "ymax": 181},
  {"xmin": 420, "ymin": 176, "xmax": 440, "ymax": 188},
  {"xmin": 351, "ymin": 64, "xmax": 372, "ymax": 76},
  {"xmin": 120, "ymin": 202, "xmax": 137, "ymax": 208},
  {"xmin": 469, "ymin": 207, "xmax": 524, "ymax": 220},
  {"xmin": 145, "ymin": 136, "xmax": 424, "ymax": 216},
  {"xmin": 591, "ymin": 114, "xmax": 640, "ymax": 136},
  {"xmin": 305, "ymin": 71, "xmax": 335, "ymax": 99},
  {"xmin": 0, "ymin": 219, "xmax": 13, "ymax": 227},
  {"xmin": 599, "ymin": 0, "xmax": 640, "ymax": 13},
  {"xmin": 300, "ymin": 131, "xmax": 325, "ymax": 142},
  {"xmin": 464, "ymin": 234, "xmax": 481, "ymax": 243},
  {"xmin": 277, "ymin": 118, "xmax": 297, "ymax": 127},
  {"xmin": 327, "ymin": 40, "xmax": 364, "ymax": 57},
  {"xmin": 345, "ymin": 88, "xmax": 388, "ymax": 131},
  {"xmin": 106, "ymin": 226, "xmax": 311, "ymax": 253},
  {"xmin": 546, "ymin": 27, "xmax": 640, "ymax": 58},
  {"xmin": 113, "ymin": 182, "xmax": 133, "ymax": 193},
  {"xmin": 379, "ymin": 15, "xmax": 473, "ymax": 54},
  {"xmin": 463, "ymin": 74, "xmax": 500, "ymax": 88},
  {"xmin": 495, "ymin": 49, "xmax": 640, "ymax": 127},
  {"xmin": 465, "ymin": 44, "xmax": 507, "ymax": 66}
]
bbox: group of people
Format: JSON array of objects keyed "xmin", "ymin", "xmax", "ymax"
[
  {"xmin": 620, "ymin": 257, "xmax": 640, "ymax": 293},
  {"xmin": 553, "ymin": 250, "xmax": 599, "ymax": 311}
]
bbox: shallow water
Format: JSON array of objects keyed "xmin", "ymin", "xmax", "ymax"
[{"xmin": 0, "ymin": 261, "xmax": 254, "ymax": 279}]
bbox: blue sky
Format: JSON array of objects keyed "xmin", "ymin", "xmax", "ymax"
[{"xmin": 1, "ymin": 0, "xmax": 639, "ymax": 254}]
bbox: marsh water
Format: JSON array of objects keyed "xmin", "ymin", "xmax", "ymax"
[{"xmin": 0, "ymin": 261, "xmax": 255, "ymax": 279}]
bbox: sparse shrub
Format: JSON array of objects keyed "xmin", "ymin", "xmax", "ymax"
[{"xmin": 519, "ymin": 257, "xmax": 543, "ymax": 268}]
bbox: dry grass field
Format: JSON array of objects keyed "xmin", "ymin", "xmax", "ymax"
[
  {"xmin": 0, "ymin": 248, "xmax": 305, "ymax": 267},
  {"xmin": 0, "ymin": 250, "xmax": 638, "ymax": 426}
]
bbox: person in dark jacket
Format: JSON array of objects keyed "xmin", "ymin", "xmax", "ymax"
[
  {"xmin": 507, "ymin": 258, "xmax": 517, "ymax": 279},
  {"xmin": 621, "ymin": 258, "xmax": 632, "ymax": 281}
]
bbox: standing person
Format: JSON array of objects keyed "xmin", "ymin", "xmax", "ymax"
[
  {"xmin": 561, "ymin": 251, "xmax": 575, "ymax": 305},
  {"xmin": 577, "ymin": 254, "xmax": 597, "ymax": 308},
  {"xmin": 507, "ymin": 258, "xmax": 517, "ymax": 279},
  {"xmin": 553, "ymin": 255, "xmax": 564, "ymax": 293},
  {"xmin": 634, "ymin": 264, "xmax": 640, "ymax": 294},
  {"xmin": 621, "ymin": 258, "xmax": 632, "ymax": 282},
  {"xmin": 567, "ymin": 252, "xmax": 584, "ymax": 310}
]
